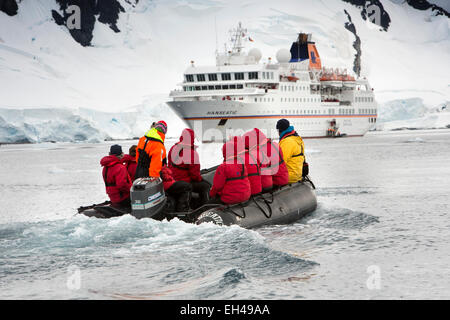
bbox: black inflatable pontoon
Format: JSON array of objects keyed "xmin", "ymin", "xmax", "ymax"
[{"xmin": 78, "ymin": 166, "xmax": 317, "ymax": 228}]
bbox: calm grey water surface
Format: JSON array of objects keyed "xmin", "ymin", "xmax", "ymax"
[{"xmin": 0, "ymin": 129, "xmax": 449, "ymax": 299}]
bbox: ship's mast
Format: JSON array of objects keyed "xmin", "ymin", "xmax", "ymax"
[{"xmin": 228, "ymin": 22, "xmax": 247, "ymax": 55}]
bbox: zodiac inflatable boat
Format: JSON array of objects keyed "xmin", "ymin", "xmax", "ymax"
[{"xmin": 78, "ymin": 167, "xmax": 317, "ymax": 228}]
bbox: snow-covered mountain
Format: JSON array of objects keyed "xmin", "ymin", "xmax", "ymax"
[{"xmin": 0, "ymin": 0, "xmax": 449, "ymax": 143}]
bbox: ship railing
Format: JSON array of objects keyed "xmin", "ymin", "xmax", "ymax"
[
  {"xmin": 169, "ymin": 88, "xmax": 265, "ymax": 97},
  {"xmin": 321, "ymin": 101, "xmax": 340, "ymax": 107}
]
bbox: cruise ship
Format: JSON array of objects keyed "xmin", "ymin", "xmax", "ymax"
[{"xmin": 168, "ymin": 23, "xmax": 378, "ymax": 142}]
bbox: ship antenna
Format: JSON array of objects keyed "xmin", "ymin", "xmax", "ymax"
[{"xmin": 229, "ymin": 21, "xmax": 247, "ymax": 55}]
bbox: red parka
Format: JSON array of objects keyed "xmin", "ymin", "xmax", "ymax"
[
  {"xmin": 242, "ymin": 128, "xmax": 289, "ymax": 187},
  {"xmin": 100, "ymin": 155, "xmax": 132, "ymax": 205},
  {"xmin": 243, "ymin": 149, "xmax": 262, "ymax": 196},
  {"xmin": 168, "ymin": 128, "xmax": 202, "ymax": 183},
  {"xmin": 268, "ymin": 140, "xmax": 289, "ymax": 186},
  {"xmin": 210, "ymin": 139, "xmax": 251, "ymax": 204},
  {"xmin": 122, "ymin": 154, "xmax": 137, "ymax": 181},
  {"xmin": 160, "ymin": 165, "xmax": 176, "ymax": 191}
]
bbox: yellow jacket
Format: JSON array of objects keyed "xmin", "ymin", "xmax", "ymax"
[{"xmin": 279, "ymin": 133, "xmax": 305, "ymax": 183}]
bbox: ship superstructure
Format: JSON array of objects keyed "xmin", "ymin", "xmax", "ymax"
[{"xmin": 168, "ymin": 22, "xmax": 377, "ymax": 141}]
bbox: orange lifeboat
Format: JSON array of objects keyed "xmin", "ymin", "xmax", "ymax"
[
  {"xmin": 342, "ymin": 73, "xmax": 356, "ymax": 88},
  {"xmin": 320, "ymin": 71, "xmax": 342, "ymax": 87}
]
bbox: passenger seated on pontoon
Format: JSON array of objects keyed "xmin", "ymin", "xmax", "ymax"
[
  {"xmin": 244, "ymin": 128, "xmax": 289, "ymax": 190},
  {"xmin": 100, "ymin": 144, "xmax": 132, "ymax": 208},
  {"xmin": 168, "ymin": 128, "xmax": 210, "ymax": 208},
  {"xmin": 208, "ymin": 137, "xmax": 251, "ymax": 205},
  {"xmin": 122, "ymin": 145, "xmax": 137, "ymax": 181},
  {"xmin": 276, "ymin": 119, "xmax": 305, "ymax": 183}
]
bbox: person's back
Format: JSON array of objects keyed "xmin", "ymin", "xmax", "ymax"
[
  {"xmin": 100, "ymin": 145, "xmax": 132, "ymax": 208},
  {"xmin": 241, "ymin": 139, "xmax": 262, "ymax": 196},
  {"xmin": 249, "ymin": 130, "xmax": 288, "ymax": 188},
  {"xmin": 168, "ymin": 128, "xmax": 202, "ymax": 183},
  {"xmin": 277, "ymin": 119, "xmax": 305, "ymax": 183},
  {"xmin": 135, "ymin": 121, "xmax": 167, "ymax": 179},
  {"xmin": 122, "ymin": 145, "xmax": 137, "ymax": 181},
  {"xmin": 209, "ymin": 139, "xmax": 251, "ymax": 205},
  {"xmin": 242, "ymin": 128, "xmax": 273, "ymax": 192},
  {"xmin": 266, "ymin": 139, "xmax": 289, "ymax": 187}
]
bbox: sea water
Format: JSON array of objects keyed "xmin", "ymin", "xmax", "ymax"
[{"xmin": 1, "ymin": 129, "xmax": 449, "ymax": 299}]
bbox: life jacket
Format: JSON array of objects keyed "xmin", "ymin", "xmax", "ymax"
[{"xmin": 135, "ymin": 128, "xmax": 166, "ymax": 179}]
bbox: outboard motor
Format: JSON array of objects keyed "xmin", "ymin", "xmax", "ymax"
[{"xmin": 130, "ymin": 178, "xmax": 167, "ymax": 219}]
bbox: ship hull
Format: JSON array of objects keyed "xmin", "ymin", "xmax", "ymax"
[{"xmin": 167, "ymin": 100, "xmax": 376, "ymax": 142}]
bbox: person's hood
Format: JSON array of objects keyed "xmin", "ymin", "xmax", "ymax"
[
  {"xmin": 242, "ymin": 128, "xmax": 268, "ymax": 150},
  {"xmin": 122, "ymin": 154, "xmax": 136, "ymax": 164},
  {"xmin": 100, "ymin": 155, "xmax": 121, "ymax": 167},
  {"xmin": 279, "ymin": 126, "xmax": 297, "ymax": 140},
  {"xmin": 222, "ymin": 136, "xmax": 245, "ymax": 160},
  {"xmin": 178, "ymin": 128, "xmax": 196, "ymax": 147}
]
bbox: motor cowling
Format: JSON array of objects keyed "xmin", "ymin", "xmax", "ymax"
[{"xmin": 130, "ymin": 177, "xmax": 166, "ymax": 219}]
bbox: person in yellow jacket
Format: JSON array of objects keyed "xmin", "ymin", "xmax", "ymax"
[{"xmin": 276, "ymin": 119, "xmax": 305, "ymax": 183}]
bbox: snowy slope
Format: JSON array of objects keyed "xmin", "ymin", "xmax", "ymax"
[{"xmin": 0, "ymin": 0, "xmax": 449, "ymax": 143}]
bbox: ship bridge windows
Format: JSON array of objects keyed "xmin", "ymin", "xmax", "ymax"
[
  {"xmin": 186, "ymin": 74, "xmax": 194, "ymax": 82},
  {"xmin": 208, "ymin": 73, "xmax": 218, "ymax": 81},
  {"xmin": 221, "ymin": 73, "xmax": 231, "ymax": 81},
  {"xmin": 234, "ymin": 72, "xmax": 244, "ymax": 80},
  {"xmin": 248, "ymin": 72, "xmax": 258, "ymax": 80},
  {"xmin": 197, "ymin": 74, "xmax": 206, "ymax": 82}
]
